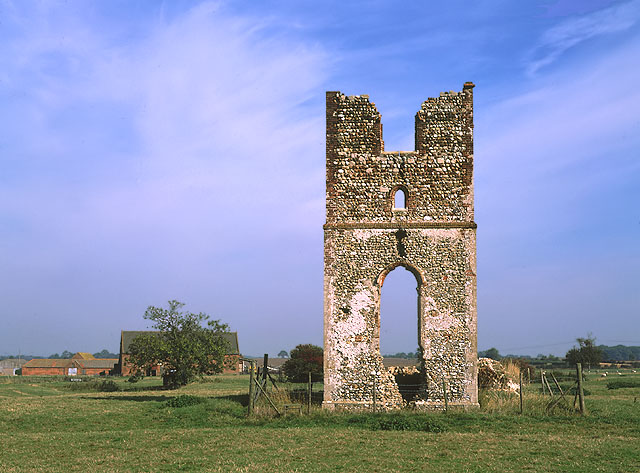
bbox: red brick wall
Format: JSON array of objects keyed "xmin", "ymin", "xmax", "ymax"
[
  {"xmin": 21, "ymin": 367, "xmax": 67, "ymax": 376},
  {"xmin": 80, "ymin": 367, "xmax": 114, "ymax": 376},
  {"xmin": 22, "ymin": 364, "xmax": 115, "ymax": 376},
  {"xmin": 120, "ymin": 354, "xmax": 133, "ymax": 376},
  {"xmin": 119, "ymin": 355, "xmax": 161, "ymax": 376},
  {"xmin": 223, "ymin": 354, "xmax": 242, "ymax": 374}
]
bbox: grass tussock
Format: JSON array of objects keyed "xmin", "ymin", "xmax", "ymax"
[
  {"xmin": 165, "ymin": 394, "xmax": 204, "ymax": 408},
  {"xmin": 501, "ymin": 359, "xmax": 522, "ymax": 382},
  {"xmin": 254, "ymin": 387, "xmax": 296, "ymax": 416},
  {"xmin": 479, "ymin": 388, "xmax": 553, "ymax": 415},
  {"xmin": 64, "ymin": 379, "xmax": 120, "ymax": 392}
]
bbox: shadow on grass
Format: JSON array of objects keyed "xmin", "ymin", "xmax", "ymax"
[
  {"xmin": 82, "ymin": 394, "xmax": 172, "ymax": 402},
  {"xmin": 83, "ymin": 393, "xmax": 251, "ymax": 405},
  {"xmin": 122, "ymin": 384, "xmax": 169, "ymax": 392},
  {"xmin": 216, "ymin": 394, "xmax": 249, "ymax": 407}
]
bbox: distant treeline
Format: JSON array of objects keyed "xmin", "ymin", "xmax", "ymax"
[
  {"xmin": 427, "ymin": 345, "xmax": 640, "ymax": 363},
  {"xmin": 598, "ymin": 345, "xmax": 640, "ymax": 362},
  {"xmin": 383, "ymin": 351, "xmax": 419, "ymax": 359},
  {"xmin": 0, "ymin": 349, "xmax": 118, "ymax": 361},
  {"xmin": 3, "ymin": 346, "xmax": 639, "ymax": 363}
]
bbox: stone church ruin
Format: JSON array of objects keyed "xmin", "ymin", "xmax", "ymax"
[{"xmin": 323, "ymin": 83, "xmax": 478, "ymax": 409}]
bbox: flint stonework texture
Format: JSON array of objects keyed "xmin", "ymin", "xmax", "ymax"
[{"xmin": 323, "ymin": 83, "xmax": 478, "ymax": 410}]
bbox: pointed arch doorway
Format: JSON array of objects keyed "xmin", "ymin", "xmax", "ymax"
[{"xmin": 376, "ymin": 262, "xmax": 425, "ymax": 404}]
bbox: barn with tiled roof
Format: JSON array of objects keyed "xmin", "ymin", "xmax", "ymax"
[{"xmin": 22, "ymin": 355, "xmax": 117, "ymax": 376}]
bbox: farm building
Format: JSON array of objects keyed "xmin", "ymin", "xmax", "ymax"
[
  {"xmin": 247, "ymin": 356, "xmax": 287, "ymax": 374},
  {"xmin": 21, "ymin": 353, "xmax": 117, "ymax": 376},
  {"xmin": 0, "ymin": 358, "xmax": 28, "ymax": 376},
  {"xmin": 73, "ymin": 352, "xmax": 96, "ymax": 360},
  {"xmin": 118, "ymin": 330, "xmax": 242, "ymax": 376}
]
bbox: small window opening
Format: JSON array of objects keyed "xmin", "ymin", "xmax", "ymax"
[{"xmin": 393, "ymin": 188, "xmax": 406, "ymax": 209}]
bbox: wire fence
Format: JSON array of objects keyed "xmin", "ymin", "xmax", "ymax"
[{"xmin": 246, "ymin": 359, "xmax": 589, "ymax": 416}]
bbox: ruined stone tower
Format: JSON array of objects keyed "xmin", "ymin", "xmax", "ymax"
[{"xmin": 323, "ymin": 83, "xmax": 478, "ymax": 409}]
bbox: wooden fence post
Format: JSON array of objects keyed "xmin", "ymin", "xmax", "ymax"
[
  {"xmin": 262, "ymin": 354, "xmax": 269, "ymax": 388},
  {"xmin": 248, "ymin": 361, "xmax": 255, "ymax": 415},
  {"xmin": 540, "ymin": 371, "xmax": 545, "ymax": 395},
  {"xmin": 576, "ymin": 363, "xmax": 586, "ymax": 415},
  {"xmin": 544, "ymin": 375, "xmax": 554, "ymax": 397},
  {"xmin": 307, "ymin": 372, "xmax": 312, "ymax": 415},
  {"xmin": 254, "ymin": 376, "xmax": 281, "ymax": 416},
  {"xmin": 442, "ymin": 379, "xmax": 449, "ymax": 412},
  {"xmin": 519, "ymin": 371, "xmax": 523, "ymax": 414},
  {"xmin": 372, "ymin": 377, "xmax": 377, "ymax": 413}
]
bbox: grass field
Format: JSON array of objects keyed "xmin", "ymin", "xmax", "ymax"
[{"xmin": 1, "ymin": 370, "xmax": 639, "ymax": 472}]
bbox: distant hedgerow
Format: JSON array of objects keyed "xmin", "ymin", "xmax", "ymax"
[
  {"xmin": 65, "ymin": 379, "xmax": 120, "ymax": 392},
  {"xmin": 607, "ymin": 379, "xmax": 640, "ymax": 390},
  {"xmin": 97, "ymin": 380, "xmax": 120, "ymax": 392}
]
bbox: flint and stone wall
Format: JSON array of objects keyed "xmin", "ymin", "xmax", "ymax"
[{"xmin": 323, "ymin": 83, "xmax": 478, "ymax": 409}]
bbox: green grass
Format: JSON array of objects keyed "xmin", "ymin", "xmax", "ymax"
[
  {"xmin": 606, "ymin": 378, "xmax": 640, "ymax": 389},
  {"xmin": 1, "ymin": 371, "xmax": 639, "ymax": 472}
]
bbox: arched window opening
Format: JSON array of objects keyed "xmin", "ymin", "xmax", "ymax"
[
  {"xmin": 379, "ymin": 266, "xmax": 421, "ymax": 403},
  {"xmin": 393, "ymin": 188, "xmax": 406, "ymax": 209}
]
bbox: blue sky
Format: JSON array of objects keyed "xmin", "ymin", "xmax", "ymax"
[{"xmin": 1, "ymin": 0, "xmax": 638, "ymax": 358}]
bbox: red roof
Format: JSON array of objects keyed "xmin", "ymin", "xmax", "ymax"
[
  {"xmin": 22, "ymin": 358, "xmax": 117, "ymax": 369},
  {"xmin": 23, "ymin": 359, "xmax": 78, "ymax": 368}
]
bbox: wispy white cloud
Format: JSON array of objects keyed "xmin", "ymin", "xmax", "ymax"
[
  {"xmin": 476, "ymin": 25, "xmax": 640, "ymax": 353},
  {"xmin": 0, "ymin": 1, "xmax": 330, "ymax": 353},
  {"xmin": 526, "ymin": 0, "xmax": 640, "ymax": 75},
  {"xmin": 479, "ymin": 30, "xmax": 640, "ymax": 242},
  {"xmin": 1, "ymin": 1, "xmax": 329, "ymax": 244}
]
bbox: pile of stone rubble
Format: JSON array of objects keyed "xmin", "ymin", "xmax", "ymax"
[{"xmin": 477, "ymin": 357, "xmax": 519, "ymax": 393}]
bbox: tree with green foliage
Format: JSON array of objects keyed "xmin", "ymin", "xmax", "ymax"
[
  {"xmin": 277, "ymin": 350, "xmax": 289, "ymax": 358},
  {"xmin": 479, "ymin": 347, "xmax": 501, "ymax": 360},
  {"xmin": 128, "ymin": 300, "xmax": 230, "ymax": 389},
  {"xmin": 565, "ymin": 335, "xmax": 603, "ymax": 368},
  {"xmin": 282, "ymin": 344, "xmax": 323, "ymax": 382},
  {"xmin": 535, "ymin": 353, "xmax": 561, "ymax": 361},
  {"xmin": 49, "ymin": 350, "xmax": 73, "ymax": 359},
  {"xmin": 93, "ymin": 349, "xmax": 118, "ymax": 359},
  {"xmin": 597, "ymin": 344, "xmax": 640, "ymax": 362},
  {"xmin": 382, "ymin": 348, "xmax": 420, "ymax": 359}
]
